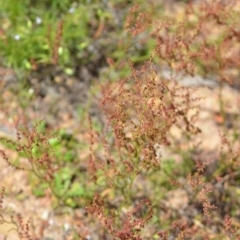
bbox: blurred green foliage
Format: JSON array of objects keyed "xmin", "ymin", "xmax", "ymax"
[
  {"xmin": 0, "ymin": 0, "xmax": 99, "ymax": 71},
  {"xmin": 0, "ymin": 0, "xmax": 159, "ymax": 77}
]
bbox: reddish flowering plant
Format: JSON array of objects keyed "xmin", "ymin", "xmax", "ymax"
[
  {"xmin": 0, "ymin": 118, "xmax": 57, "ymax": 180},
  {"xmin": 87, "ymin": 56, "xmax": 203, "ymax": 237},
  {"xmin": 87, "ymin": 193, "xmax": 153, "ymax": 240}
]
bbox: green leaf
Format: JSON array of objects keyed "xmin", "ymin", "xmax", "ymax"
[
  {"xmin": 49, "ymin": 138, "xmax": 59, "ymax": 146},
  {"xmin": 67, "ymin": 183, "xmax": 85, "ymax": 197},
  {"xmin": 65, "ymin": 198, "xmax": 77, "ymax": 208},
  {"xmin": 53, "ymin": 167, "xmax": 72, "ymax": 195},
  {"xmin": 32, "ymin": 182, "xmax": 48, "ymax": 197},
  {"xmin": 63, "ymin": 151, "xmax": 75, "ymax": 162}
]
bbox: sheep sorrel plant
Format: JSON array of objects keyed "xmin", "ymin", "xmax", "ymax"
[
  {"xmin": 0, "ymin": 115, "xmax": 94, "ymax": 209},
  {"xmin": 86, "ymin": 58, "xmax": 204, "ymax": 238},
  {"xmin": 86, "ymin": 0, "xmax": 240, "ymax": 238},
  {"xmin": 0, "ymin": 116, "xmax": 59, "ymax": 194}
]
